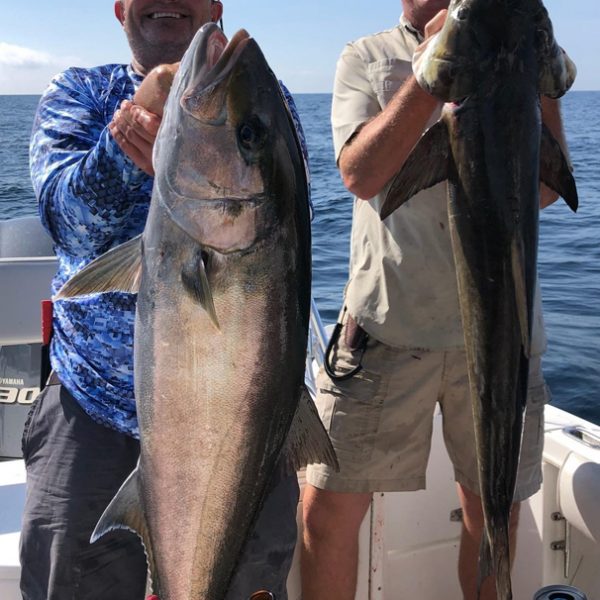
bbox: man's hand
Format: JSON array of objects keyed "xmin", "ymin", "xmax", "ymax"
[
  {"xmin": 413, "ymin": 9, "xmax": 448, "ymax": 78},
  {"xmin": 423, "ymin": 9, "xmax": 448, "ymax": 41},
  {"xmin": 110, "ymin": 101, "xmax": 160, "ymax": 176},
  {"xmin": 110, "ymin": 63, "xmax": 179, "ymax": 176}
]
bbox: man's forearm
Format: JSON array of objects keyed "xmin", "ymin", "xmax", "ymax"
[
  {"xmin": 541, "ymin": 96, "xmax": 570, "ymax": 165},
  {"xmin": 36, "ymin": 125, "xmax": 148, "ymax": 255},
  {"xmin": 31, "ymin": 73, "xmax": 151, "ymax": 255},
  {"xmin": 540, "ymin": 96, "xmax": 570, "ymax": 208},
  {"xmin": 339, "ymin": 76, "xmax": 439, "ymax": 200}
]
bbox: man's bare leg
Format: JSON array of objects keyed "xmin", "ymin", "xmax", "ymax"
[
  {"xmin": 457, "ymin": 483, "xmax": 521, "ymax": 600},
  {"xmin": 301, "ymin": 485, "xmax": 372, "ymax": 600}
]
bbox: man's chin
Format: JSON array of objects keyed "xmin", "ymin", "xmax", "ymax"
[{"xmin": 128, "ymin": 33, "xmax": 192, "ymax": 70}]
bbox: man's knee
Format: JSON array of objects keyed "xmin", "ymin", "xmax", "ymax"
[
  {"xmin": 303, "ymin": 485, "xmax": 371, "ymax": 542},
  {"xmin": 457, "ymin": 483, "xmax": 520, "ymax": 532}
]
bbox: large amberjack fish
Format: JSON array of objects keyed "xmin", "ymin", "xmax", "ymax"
[
  {"xmin": 57, "ymin": 23, "xmax": 337, "ymax": 599},
  {"xmin": 380, "ymin": 1, "xmax": 577, "ymax": 598}
]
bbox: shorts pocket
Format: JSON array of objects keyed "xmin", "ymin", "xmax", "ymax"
[{"xmin": 317, "ymin": 356, "xmax": 384, "ymax": 462}]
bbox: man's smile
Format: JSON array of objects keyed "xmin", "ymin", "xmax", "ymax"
[{"xmin": 148, "ymin": 12, "xmax": 186, "ymax": 19}]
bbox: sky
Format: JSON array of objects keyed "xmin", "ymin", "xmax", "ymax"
[{"xmin": 0, "ymin": 1, "xmax": 599, "ymax": 95}]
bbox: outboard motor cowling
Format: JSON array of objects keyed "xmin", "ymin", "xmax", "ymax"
[{"xmin": 0, "ymin": 217, "xmax": 56, "ymax": 458}]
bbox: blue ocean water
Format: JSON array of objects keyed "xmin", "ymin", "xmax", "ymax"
[{"xmin": 0, "ymin": 92, "xmax": 598, "ymax": 424}]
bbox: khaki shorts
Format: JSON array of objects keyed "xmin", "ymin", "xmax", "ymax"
[{"xmin": 306, "ymin": 314, "xmax": 550, "ymax": 502}]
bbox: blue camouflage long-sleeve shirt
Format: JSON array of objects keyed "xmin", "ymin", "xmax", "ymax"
[{"xmin": 31, "ymin": 63, "xmax": 309, "ymax": 437}]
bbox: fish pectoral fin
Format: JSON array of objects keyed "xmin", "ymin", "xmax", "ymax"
[
  {"xmin": 91, "ymin": 467, "xmax": 160, "ymax": 593},
  {"xmin": 181, "ymin": 250, "xmax": 221, "ymax": 331},
  {"xmin": 283, "ymin": 387, "xmax": 339, "ymax": 473},
  {"xmin": 511, "ymin": 235, "xmax": 531, "ymax": 359},
  {"xmin": 55, "ymin": 234, "xmax": 143, "ymax": 299},
  {"xmin": 380, "ymin": 121, "xmax": 450, "ymax": 221},
  {"xmin": 540, "ymin": 125, "xmax": 578, "ymax": 212}
]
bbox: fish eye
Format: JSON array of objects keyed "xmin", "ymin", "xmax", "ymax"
[{"xmin": 237, "ymin": 118, "xmax": 266, "ymax": 151}]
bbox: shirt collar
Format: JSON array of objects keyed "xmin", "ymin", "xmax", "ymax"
[
  {"xmin": 127, "ymin": 64, "xmax": 145, "ymax": 88},
  {"xmin": 399, "ymin": 14, "xmax": 424, "ymax": 44}
]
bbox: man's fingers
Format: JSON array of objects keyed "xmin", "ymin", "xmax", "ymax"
[
  {"xmin": 109, "ymin": 122, "xmax": 155, "ymax": 176},
  {"xmin": 133, "ymin": 106, "xmax": 161, "ymax": 137},
  {"xmin": 115, "ymin": 101, "xmax": 160, "ymax": 142},
  {"xmin": 424, "ymin": 9, "xmax": 448, "ymax": 40},
  {"xmin": 110, "ymin": 117, "xmax": 154, "ymax": 158}
]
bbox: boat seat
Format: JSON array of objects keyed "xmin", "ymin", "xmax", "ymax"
[
  {"xmin": 0, "ymin": 217, "xmax": 56, "ymax": 346},
  {"xmin": 558, "ymin": 451, "xmax": 600, "ymax": 542}
]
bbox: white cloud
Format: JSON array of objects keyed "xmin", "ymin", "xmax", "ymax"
[
  {"xmin": 0, "ymin": 43, "xmax": 83, "ymax": 94},
  {"xmin": 0, "ymin": 42, "xmax": 58, "ymax": 69}
]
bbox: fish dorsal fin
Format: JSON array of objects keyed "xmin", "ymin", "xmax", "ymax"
[
  {"xmin": 540, "ymin": 125, "xmax": 578, "ymax": 212},
  {"xmin": 380, "ymin": 121, "xmax": 451, "ymax": 221},
  {"xmin": 511, "ymin": 235, "xmax": 531, "ymax": 360},
  {"xmin": 55, "ymin": 234, "xmax": 143, "ymax": 299},
  {"xmin": 181, "ymin": 250, "xmax": 220, "ymax": 331},
  {"xmin": 283, "ymin": 387, "xmax": 339, "ymax": 473},
  {"xmin": 91, "ymin": 466, "xmax": 161, "ymax": 595}
]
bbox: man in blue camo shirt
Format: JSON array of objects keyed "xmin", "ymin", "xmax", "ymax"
[{"xmin": 21, "ymin": 1, "xmax": 306, "ymax": 598}]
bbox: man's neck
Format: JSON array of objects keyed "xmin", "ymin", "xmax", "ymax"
[
  {"xmin": 131, "ymin": 59, "xmax": 150, "ymax": 77},
  {"xmin": 401, "ymin": 13, "xmax": 424, "ymax": 42}
]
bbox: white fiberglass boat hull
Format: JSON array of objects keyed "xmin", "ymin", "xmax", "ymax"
[{"xmin": 2, "ymin": 404, "xmax": 599, "ymax": 600}]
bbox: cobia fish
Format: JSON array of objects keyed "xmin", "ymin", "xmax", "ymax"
[
  {"xmin": 57, "ymin": 23, "xmax": 336, "ymax": 599},
  {"xmin": 379, "ymin": 1, "xmax": 577, "ymax": 597}
]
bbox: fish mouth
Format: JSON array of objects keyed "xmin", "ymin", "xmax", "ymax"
[
  {"xmin": 156, "ymin": 24, "xmax": 266, "ymax": 211},
  {"xmin": 179, "ymin": 23, "xmax": 253, "ymax": 125},
  {"xmin": 188, "ymin": 25, "xmax": 250, "ymax": 90}
]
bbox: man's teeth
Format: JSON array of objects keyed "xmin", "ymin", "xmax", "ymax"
[{"xmin": 150, "ymin": 12, "xmax": 183, "ymax": 19}]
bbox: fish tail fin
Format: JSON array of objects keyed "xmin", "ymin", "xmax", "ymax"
[
  {"xmin": 477, "ymin": 531, "xmax": 493, "ymax": 599},
  {"xmin": 495, "ymin": 555, "xmax": 513, "ymax": 600},
  {"xmin": 91, "ymin": 466, "xmax": 161, "ymax": 594},
  {"xmin": 283, "ymin": 386, "xmax": 339, "ymax": 473},
  {"xmin": 494, "ymin": 524, "xmax": 513, "ymax": 600},
  {"xmin": 380, "ymin": 121, "xmax": 451, "ymax": 220},
  {"xmin": 478, "ymin": 524, "xmax": 513, "ymax": 600},
  {"xmin": 55, "ymin": 234, "xmax": 143, "ymax": 299}
]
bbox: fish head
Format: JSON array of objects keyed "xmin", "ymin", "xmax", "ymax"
[
  {"xmin": 153, "ymin": 23, "xmax": 308, "ymax": 253},
  {"xmin": 414, "ymin": 0, "xmax": 576, "ymax": 102}
]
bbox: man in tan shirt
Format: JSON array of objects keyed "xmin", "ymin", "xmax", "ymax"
[{"xmin": 301, "ymin": 1, "xmax": 570, "ymax": 598}]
